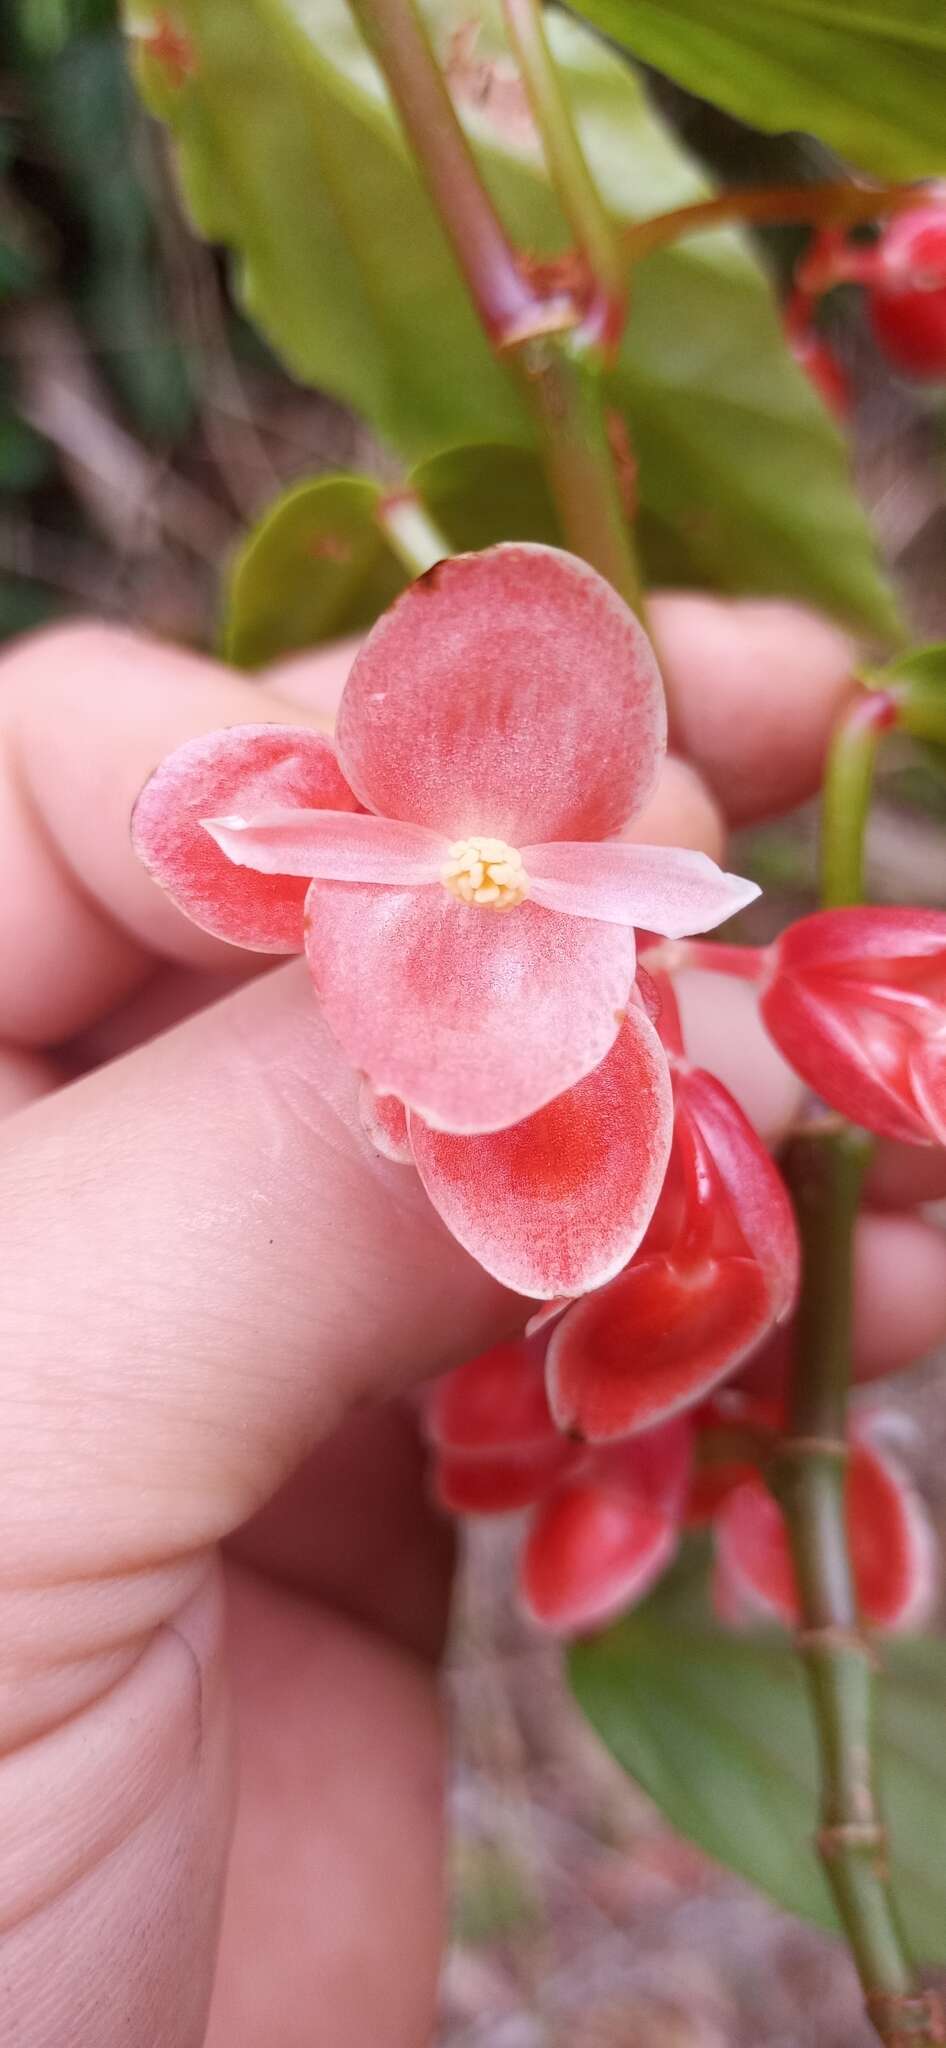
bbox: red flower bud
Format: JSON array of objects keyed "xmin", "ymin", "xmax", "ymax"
[
  {"xmin": 868, "ymin": 201, "xmax": 946, "ymax": 382},
  {"xmin": 761, "ymin": 908, "xmax": 946, "ymax": 1145},
  {"xmin": 545, "ymin": 1066, "xmax": 799, "ymax": 1441},
  {"xmin": 712, "ymin": 1427, "xmax": 937, "ymax": 1634}
]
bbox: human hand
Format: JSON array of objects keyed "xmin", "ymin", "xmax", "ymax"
[{"xmin": 1, "ymin": 600, "xmax": 945, "ymax": 2048}]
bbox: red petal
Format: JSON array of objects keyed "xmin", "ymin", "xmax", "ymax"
[
  {"xmin": 847, "ymin": 1435, "xmax": 938, "ymax": 1632},
  {"xmin": 547, "ymin": 1073, "xmax": 797, "ymax": 1441},
  {"xmin": 435, "ymin": 1440, "xmax": 575, "ymax": 1514},
  {"xmin": 521, "ymin": 1482, "xmax": 676, "ymax": 1633},
  {"xmin": 525, "ymin": 841, "xmax": 759, "ymax": 935},
  {"xmin": 305, "ymin": 884, "xmax": 637, "ymax": 1135},
  {"xmin": 410, "ymin": 1011, "xmax": 673, "ymax": 1297},
  {"xmin": 713, "ymin": 1440, "xmax": 938, "ymax": 1633},
  {"xmin": 911, "ymin": 1032, "xmax": 946, "ymax": 1145},
  {"xmin": 675, "ymin": 1069, "xmax": 799, "ymax": 1313},
  {"xmin": 335, "ymin": 545, "xmax": 665, "ymax": 844},
  {"xmin": 427, "ymin": 1339, "xmax": 558, "ymax": 1454},
  {"xmin": 132, "ymin": 724, "xmax": 359, "ymax": 951},
  {"xmin": 547, "ymin": 1253, "xmax": 770, "ymax": 1441}
]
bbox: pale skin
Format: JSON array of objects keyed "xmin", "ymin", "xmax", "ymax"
[{"xmin": 0, "ymin": 602, "xmax": 945, "ymax": 2048}]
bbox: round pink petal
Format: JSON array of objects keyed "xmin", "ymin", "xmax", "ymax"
[
  {"xmin": 524, "ymin": 841, "xmax": 760, "ymax": 935},
  {"xmin": 335, "ymin": 544, "xmax": 666, "ymax": 844},
  {"xmin": 408, "ymin": 1011, "xmax": 673, "ymax": 1297},
  {"xmin": 132, "ymin": 724, "xmax": 359, "ymax": 951},
  {"xmin": 304, "ymin": 884, "xmax": 638, "ymax": 1135},
  {"xmin": 202, "ymin": 809, "xmax": 448, "ymax": 884}
]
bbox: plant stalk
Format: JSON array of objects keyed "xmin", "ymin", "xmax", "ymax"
[
  {"xmin": 347, "ymin": 0, "xmax": 642, "ymax": 611},
  {"xmin": 820, "ymin": 690, "xmax": 898, "ymax": 908},
  {"xmin": 502, "ymin": 0, "xmax": 626, "ymax": 358},
  {"xmin": 777, "ymin": 1131, "xmax": 945, "ymax": 2047},
  {"xmin": 621, "ymin": 180, "xmax": 919, "ymax": 266}
]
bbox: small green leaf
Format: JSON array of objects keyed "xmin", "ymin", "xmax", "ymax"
[
  {"xmin": 126, "ymin": 0, "xmax": 899, "ymax": 638},
  {"xmin": 564, "ymin": 0, "xmax": 946, "ymax": 181},
  {"xmin": 570, "ymin": 1544, "xmax": 946, "ymax": 1957},
  {"xmin": 413, "ymin": 443, "xmax": 559, "ymax": 554},
  {"xmin": 224, "ymin": 474, "xmax": 408, "ymax": 667}
]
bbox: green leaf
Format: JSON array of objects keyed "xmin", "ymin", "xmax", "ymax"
[
  {"xmin": 0, "ymin": 410, "xmax": 52, "ymax": 491},
  {"xmin": 870, "ymin": 641, "xmax": 946, "ymax": 780},
  {"xmin": 224, "ymin": 474, "xmax": 408, "ymax": 666},
  {"xmin": 126, "ymin": 0, "xmax": 898, "ymax": 638},
  {"xmin": 565, "ymin": 0, "xmax": 946, "ymax": 182},
  {"xmin": 570, "ymin": 1544, "xmax": 946, "ymax": 1957}
]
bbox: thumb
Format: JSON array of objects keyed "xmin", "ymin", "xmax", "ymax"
[{"xmin": 1, "ymin": 959, "xmax": 515, "ymax": 1588}]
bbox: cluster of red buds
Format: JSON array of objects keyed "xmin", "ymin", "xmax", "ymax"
[
  {"xmin": 426, "ymin": 919, "xmax": 945, "ymax": 1636},
  {"xmin": 786, "ymin": 188, "xmax": 946, "ymax": 410},
  {"xmin": 427, "ymin": 1336, "xmax": 936, "ymax": 1636}
]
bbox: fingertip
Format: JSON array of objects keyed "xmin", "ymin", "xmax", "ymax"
[
  {"xmin": 263, "ymin": 636, "xmax": 361, "ymax": 727},
  {"xmin": 672, "ymin": 967, "xmax": 806, "ymax": 1146},
  {"xmin": 623, "ymin": 753, "xmax": 725, "ymax": 862},
  {"xmin": 649, "ymin": 592, "xmax": 856, "ymax": 824},
  {"xmin": 853, "ymin": 1211, "xmax": 946, "ymax": 1381}
]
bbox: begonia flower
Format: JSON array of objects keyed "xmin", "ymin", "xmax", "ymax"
[
  {"xmin": 427, "ymin": 1337, "xmax": 693, "ymax": 1633},
  {"xmin": 760, "ymin": 908, "xmax": 946, "ymax": 1145},
  {"xmin": 134, "ymin": 545, "xmax": 758, "ymax": 1141},
  {"xmin": 542, "ymin": 985, "xmax": 799, "ymax": 1438}
]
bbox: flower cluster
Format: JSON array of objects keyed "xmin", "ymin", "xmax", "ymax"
[
  {"xmin": 427, "ymin": 1339, "xmax": 937, "ymax": 1637},
  {"xmin": 134, "ymin": 544, "xmax": 944, "ymax": 1644}
]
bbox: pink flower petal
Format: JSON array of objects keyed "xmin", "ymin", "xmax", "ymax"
[
  {"xmin": 202, "ymin": 808, "xmax": 448, "ymax": 884},
  {"xmin": 305, "ymin": 885, "xmax": 638, "ymax": 1135},
  {"xmin": 335, "ymin": 544, "xmax": 666, "ymax": 844},
  {"xmin": 408, "ymin": 1011, "xmax": 673, "ymax": 1297},
  {"xmin": 132, "ymin": 724, "xmax": 359, "ymax": 951},
  {"xmin": 358, "ymin": 1083, "xmax": 412, "ymax": 1163},
  {"xmin": 524, "ymin": 842, "xmax": 760, "ymax": 936},
  {"xmin": 521, "ymin": 1483, "xmax": 677, "ymax": 1633}
]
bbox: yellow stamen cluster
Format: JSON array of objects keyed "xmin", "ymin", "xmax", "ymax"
[{"xmin": 442, "ymin": 835, "xmax": 528, "ymax": 911}]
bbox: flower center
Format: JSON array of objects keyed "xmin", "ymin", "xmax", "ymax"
[{"xmin": 441, "ymin": 835, "xmax": 529, "ymax": 911}]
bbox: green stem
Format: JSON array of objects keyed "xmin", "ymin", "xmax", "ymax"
[
  {"xmin": 377, "ymin": 490, "xmax": 450, "ymax": 577},
  {"xmin": 820, "ymin": 691, "xmax": 898, "ymax": 909},
  {"xmin": 777, "ymin": 1133, "xmax": 944, "ymax": 2046},
  {"xmin": 521, "ymin": 337, "xmax": 642, "ymax": 611},
  {"xmin": 347, "ymin": 0, "xmax": 643, "ymax": 611},
  {"xmin": 502, "ymin": 0, "xmax": 626, "ymax": 359},
  {"xmin": 347, "ymin": 0, "xmax": 567, "ymax": 348}
]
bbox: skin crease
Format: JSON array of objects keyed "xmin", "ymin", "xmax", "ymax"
[{"xmin": 0, "ymin": 602, "xmax": 944, "ymax": 2048}]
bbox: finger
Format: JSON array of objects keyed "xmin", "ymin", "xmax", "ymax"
[
  {"xmin": 672, "ymin": 967, "xmax": 806, "ymax": 1145},
  {"xmin": 228, "ymin": 1403, "xmax": 454, "ymax": 1663},
  {"xmin": 0, "ymin": 963, "xmax": 515, "ymax": 1606},
  {"xmin": 0, "ymin": 1043, "xmax": 61, "ymax": 1115},
  {"xmin": 853, "ymin": 1212, "xmax": 946, "ymax": 1381},
  {"xmin": 205, "ymin": 1565, "xmax": 445, "ymax": 2048},
  {"xmin": 648, "ymin": 593, "xmax": 855, "ymax": 824},
  {"xmin": 0, "ymin": 623, "xmax": 315, "ymax": 1044},
  {"xmin": 866, "ymin": 1138, "xmax": 946, "ymax": 1210}
]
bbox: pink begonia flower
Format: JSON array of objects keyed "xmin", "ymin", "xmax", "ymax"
[
  {"xmin": 133, "ymin": 545, "xmax": 758, "ymax": 1297},
  {"xmin": 136, "ymin": 546, "xmax": 756, "ymax": 1134}
]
